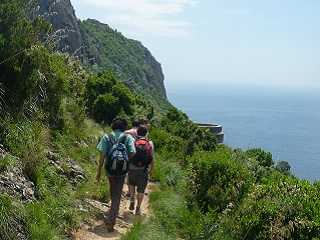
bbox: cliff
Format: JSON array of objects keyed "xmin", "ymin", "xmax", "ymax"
[
  {"xmin": 38, "ymin": 0, "xmax": 83, "ymax": 55},
  {"xmin": 37, "ymin": 0, "xmax": 168, "ymax": 105},
  {"xmin": 80, "ymin": 19, "xmax": 167, "ymax": 101}
]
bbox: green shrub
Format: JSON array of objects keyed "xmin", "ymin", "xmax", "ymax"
[
  {"xmin": 187, "ymin": 147, "xmax": 253, "ymax": 212},
  {"xmin": 246, "ymin": 148, "xmax": 274, "ymax": 167},
  {"xmin": 160, "ymin": 108, "xmax": 217, "ymax": 154},
  {"xmin": 149, "ymin": 128, "xmax": 186, "ymax": 159},
  {"xmin": 93, "ymin": 93, "xmax": 121, "ymax": 123},
  {"xmin": 215, "ymin": 173, "xmax": 320, "ymax": 240},
  {"xmin": 85, "ymin": 71, "xmax": 116, "ymax": 108},
  {"xmin": 152, "ymin": 153, "xmax": 185, "ymax": 189},
  {"xmin": 85, "ymin": 71, "xmax": 135, "ymax": 124}
]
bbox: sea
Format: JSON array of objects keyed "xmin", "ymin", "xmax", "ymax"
[{"xmin": 168, "ymin": 85, "xmax": 320, "ymax": 181}]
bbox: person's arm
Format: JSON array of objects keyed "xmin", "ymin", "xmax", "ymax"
[
  {"xmin": 96, "ymin": 152, "xmax": 105, "ymax": 183},
  {"xmin": 96, "ymin": 134, "xmax": 109, "ymax": 183},
  {"xmin": 126, "ymin": 134, "xmax": 136, "ymax": 159}
]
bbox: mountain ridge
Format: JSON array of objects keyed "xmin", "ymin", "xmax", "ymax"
[{"xmin": 37, "ymin": 0, "xmax": 168, "ymax": 105}]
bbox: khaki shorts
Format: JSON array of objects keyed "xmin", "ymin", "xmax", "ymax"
[{"xmin": 128, "ymin": 169, "xmax": 148, "ymax": 193}]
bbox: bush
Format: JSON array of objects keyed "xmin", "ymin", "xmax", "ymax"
[
  {"xmin": 187, "ymin": 147, "xmax": 253, "ymax": 212},
  {"xmin": 149, "ymin": 128, "xmax": 186, "ymax": 158},
  {"xmin": 160, "ymin": 108, "xmax": 217, "ymax": 154},
  {"xmin": 214, "ymin": 173, "xmax": 320, "ymax": 240},
  {"xmin": 85, "ymin": 71, "xmax": 134, "ymax": 124},
  {"xmin": 93, "ymin": 93, "xmax": 121, "ymax": 123},
  {"xmin": 246, "ymin": 148, "xmax": 274, "ymax": 167}
]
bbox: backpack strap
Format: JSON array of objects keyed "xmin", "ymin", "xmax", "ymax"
[
  {"xmin": 117, "ymin": 133, "xmax": 128, "ymax": 144},
  {"xmin": 108, "ymin": 133, "xmax": 116, "ymax": 146}
]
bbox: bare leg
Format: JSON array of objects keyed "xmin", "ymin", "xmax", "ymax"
[
  {"xmin": 135, "ymin": 192, "xmax": 144, "ymax": 215},
  {"xmin": 129, "ymin": 185, "xmax": 135, "ymax": 210}
]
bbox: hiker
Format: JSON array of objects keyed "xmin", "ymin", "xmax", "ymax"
[
  {"xmin": 124, "ymin": 119, "xmax": 141, "ymax": 197},
  {"xmin": 96, "ymin": 118, "xmax": 136, "ymax": 232},
  {"xmin": 125, "ymin": 119, "xmax": 140, "ymax": 139},
  {"xmin": 128, "ymin": 125, "xmax": 154, "ymax": 215},
  {"xmin": 139, "ymin": 118, "xmax": 151, "ymax": 130}
]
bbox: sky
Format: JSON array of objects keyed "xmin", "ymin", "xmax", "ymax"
[{"xmin": 70, "ymin": 0, "xmax": 320, "ymax": 92}]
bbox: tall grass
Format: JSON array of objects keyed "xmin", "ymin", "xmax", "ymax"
[
  {"xmin": 3, "ymin": 119, "xmax": 49, "ymax": 181},
  {"xmin": 0, "ymin": 195, "xmax": 27, "ymax": 240}
]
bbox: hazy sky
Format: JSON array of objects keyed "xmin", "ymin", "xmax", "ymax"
[{"xmin": 71, "ymin": 0, "xmax": 320, "ymax": 91}]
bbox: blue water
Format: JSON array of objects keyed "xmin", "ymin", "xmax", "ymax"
[{"xmin": 168, "ymin": 85, "xmax": 320, "ymax": 181}]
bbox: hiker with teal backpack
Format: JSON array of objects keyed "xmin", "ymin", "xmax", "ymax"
[
  {"xmin": 96, "ymin": 118, "xmax": 136, "ymax": 232},
  {"xmin": 128, "ymin": 125, "xmax": 154, "ymax": 215}
]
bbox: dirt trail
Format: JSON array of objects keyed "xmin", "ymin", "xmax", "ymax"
[{"xmin": 72, "ymin": 184, "xmax": 153, "ymax": 240}]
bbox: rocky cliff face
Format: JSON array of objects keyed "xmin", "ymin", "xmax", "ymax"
[
  {"xmin": 37, "ymin": 0, "xmax": 168, "ymax": 102},
  {"xmin": 38, "ymin": 0, "xmax": 83, "ymax": 55}
]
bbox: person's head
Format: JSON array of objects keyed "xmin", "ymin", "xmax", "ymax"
[
  {"xmin": 137, "ymin": 125, "xmax": 148, "ymax": 137},
  {"xmin": 139, "ymin": 119, "xmax": 150, "ymax": 130},
  {"xmin": 111, "ymin": 118, "xmax": 128, "ymax": 132},
  {"xmin": 132, "ymin": 120, "xmax": 141, "ymax": 128}
]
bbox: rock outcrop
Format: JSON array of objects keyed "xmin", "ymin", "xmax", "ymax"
[
  {"xmin": 38, "ymin": 0, "xmax": 83, "ymax": 55},
  {"xmin": 0, "ymin": 146, "xmax": 35, "ymax": 202},
  {"xmin": 47, "ymin": 151, "xmax": 86, "ymax": 186}
]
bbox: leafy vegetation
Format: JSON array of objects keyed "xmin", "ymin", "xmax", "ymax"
[
  {"xmin": 1, "ymin": 1, "xmax": 320, "ymax": 240},
  {"xmin": 125, "ymin": 110, "xmax": 320, "ymax": 240},
  {"xmin": 85, "ymin": 71, "xmax": 134, "ymax": 124},
  {"xmin": 80, "ymin": 19, "xmax": 171, "ymax": 111}
]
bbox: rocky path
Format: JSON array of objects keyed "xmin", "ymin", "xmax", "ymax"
[{"xmin": 72, "ymin": 184, "xmax": 153, "ymax": 240}]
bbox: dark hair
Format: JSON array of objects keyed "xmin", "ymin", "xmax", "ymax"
[
  {"xmin": 111, "ymin": 118, "xmax": 128, "ymax": 132},
  {"xmin": 139, "ymin": 118, "xmax": 150, "ymax": 126},
  {"xmin": 137, "ymin": 125, "xmax": 148, "ymax": 137},
  {"xmin": 132, "ymin": 120, "xmax": 141, "ymax": 128}
]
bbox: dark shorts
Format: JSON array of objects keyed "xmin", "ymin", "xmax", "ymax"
[{"xmin": 128, "ymin": 169, "xmax": 148, "ymax": 193}]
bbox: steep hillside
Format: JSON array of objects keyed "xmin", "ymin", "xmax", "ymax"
[
  {"xmin": 37, "ymin": 0, "xmax": 169, "ymax": 109},
  {"xmin": 80, "ymin": 19, "xmax": 167, "ymax": 103}
]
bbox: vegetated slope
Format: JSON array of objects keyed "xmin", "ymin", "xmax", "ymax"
[
  {"xmin": 124, "ymin": 109, "xmax": 320, "ymax": 240},
  {"xmin": 5, "ymin": 1, "xmax": 320, "ymax": 240},
  {"xmin": 80, "ymin": 19, "xmax": 169, "ymax": 109},
  {"xmin": 37, "ymin": 0, "xmax": 170, "ymax": 110}
]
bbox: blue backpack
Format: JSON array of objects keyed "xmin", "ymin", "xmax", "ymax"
[{"xmin": 105, "ymin": 134, "xmax": 129, "ymax": 176}]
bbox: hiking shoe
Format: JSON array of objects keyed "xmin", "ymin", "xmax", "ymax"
[
  {"xmin": 106, "ymin": 223, "xmax": 115, "ymax": 233},
  {"xmin": 129, "ymin": 200, "xmax": 135, "ymax": 211},
  {"xmin": 103, "ymin": 215, "xmax": 115, "ymax": 232},
  {"xmin": 135, "ymin": 207, "xmax": 141, "ymax": 216}
]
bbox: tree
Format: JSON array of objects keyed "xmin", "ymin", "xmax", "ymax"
[
  {"xmin": 93, "ymin": 94, "xmax": 121, "ymax": 124},
  {"xmin": 246, "ymin": 148, "xmax": 274, "ymax": 167},
  {"xmin": 276, "ymin": 161, "xmax": 291, "ymax": 174},
  {"xmin": 85, "ymin": 71, "xmax": 135, "ymax": 123}
]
